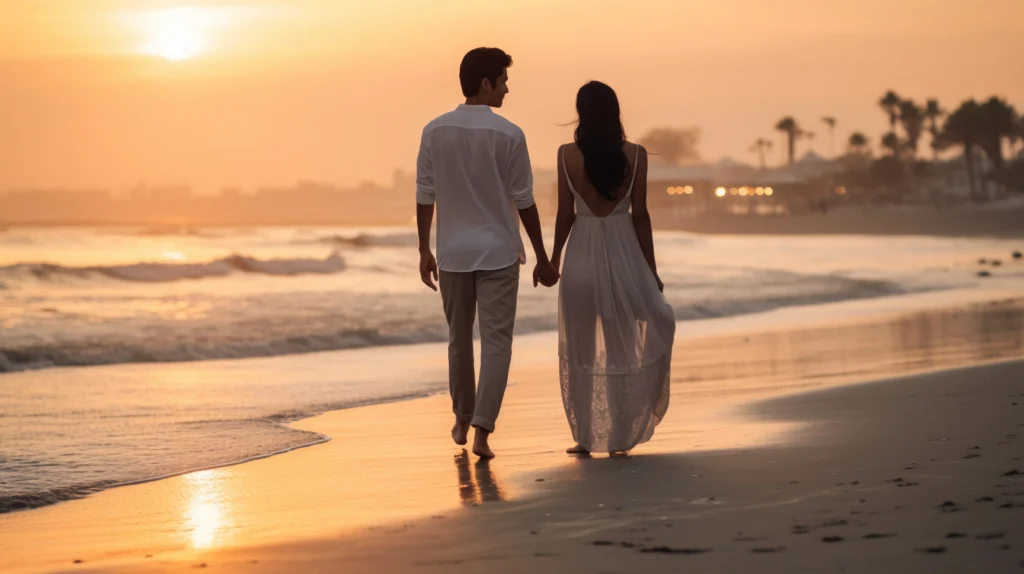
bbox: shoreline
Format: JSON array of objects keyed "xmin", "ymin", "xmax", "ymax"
[
  {"xmin": 1, "ymin": 291, "xmax": 1022, "ymax": 572},
  {"xmin": 3, "ymin": 288, "xmax": 1021, "ymax": 514},
  {"xmin": 3, "ymin": 202, "xmax": 1024, "ymax": 239}
]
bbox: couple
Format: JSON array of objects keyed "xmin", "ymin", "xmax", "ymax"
[{"xmin": 416, "ymin": 47, "xmax": 675, "ymax": 459}]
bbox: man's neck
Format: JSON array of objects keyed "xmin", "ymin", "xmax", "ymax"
[{"xmin": 464, "ymin": 97, "xmax": 491, "ymax": 107}]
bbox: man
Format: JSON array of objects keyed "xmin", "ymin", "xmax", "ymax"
[{"xmin": 416, "ymin": 47, "xmax": 558, "ymax": 459}]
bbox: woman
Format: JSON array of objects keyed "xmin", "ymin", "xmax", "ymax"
[{"xmin": 551, "ymin": 81, "xmax": 675, "ymax": 455}]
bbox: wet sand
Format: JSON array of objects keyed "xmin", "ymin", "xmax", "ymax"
[{"xmin": 2, "ymin": 293, "xmax": 1023, "ymax": 573}]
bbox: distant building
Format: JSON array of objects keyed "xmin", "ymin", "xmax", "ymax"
[{"xmin": 644, "ymin": 153, "xmax": 840, "ymax": 218}]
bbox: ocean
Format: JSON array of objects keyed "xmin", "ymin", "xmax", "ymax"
[{"xmin": 1, "ymin": 225, "xmax": 1021, "ymax": 512}]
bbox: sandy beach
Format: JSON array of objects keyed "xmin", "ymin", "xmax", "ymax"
[{"xmin": 2, "ymin": 290, "xmax": 1022, "ymax": 573}]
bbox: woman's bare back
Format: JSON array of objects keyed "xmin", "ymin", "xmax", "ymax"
[{"xmin": 561, "ymin": 142, "xmax": 641, "ymax": 217}]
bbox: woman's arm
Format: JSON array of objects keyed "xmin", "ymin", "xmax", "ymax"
[
  {"xmin": 630, "ymin": 145, "xmax": 662, "ymax": 291},
  {"xmin": 550, "ymin": 145, "xmax": 576, "ymax": 272}
]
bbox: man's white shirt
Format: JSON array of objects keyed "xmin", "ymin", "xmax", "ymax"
[{"xmin": 416, "ymin": 104, "xmax": 534, "ymax": 272}]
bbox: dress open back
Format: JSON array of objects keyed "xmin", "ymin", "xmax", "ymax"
[{"xmin": 558, "ymin": 145, "xmax": 675, "ymax": 453}]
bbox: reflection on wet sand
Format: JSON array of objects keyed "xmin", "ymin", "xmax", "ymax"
[
  {"xmin": 182, "ymin": 470, "xmax": 232, "ymax": 549},
  {"xmin": 454, "ymin": 450, "xmax": 504, "ymax": 506},
  {"xmin": 670, "ymin": 302, "xmax": 1024, "ymax": 400}
]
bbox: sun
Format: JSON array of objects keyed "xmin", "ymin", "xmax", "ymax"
[{"xmin": 142, "ymin": 8, "xmax": 209, "ymax": 61}]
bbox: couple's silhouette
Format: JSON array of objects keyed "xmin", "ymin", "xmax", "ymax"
[{"xmin": 416, "ymin": 47, "xmax": 674, "ymax": 459}]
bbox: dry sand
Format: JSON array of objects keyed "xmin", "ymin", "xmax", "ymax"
[{"xmin": 2, "ymin": 295, "xmax": 1023, "ymax": 573}]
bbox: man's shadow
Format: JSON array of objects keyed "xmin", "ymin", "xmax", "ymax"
[{"xmin": 454, "ymin": 449, "xmax": 504, "ymax": 505}]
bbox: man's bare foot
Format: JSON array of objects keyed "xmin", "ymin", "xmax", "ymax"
[
  {"xmin": 472, "ymin": 428, "xmax": 495, "ymax": 459},
  {"xmin": 566, "ymin": 443, "xmax": 590, "ymax": 455},
  {"xmin": 452, "ymin": 421, "xmax": 470, "ymax": 446}
]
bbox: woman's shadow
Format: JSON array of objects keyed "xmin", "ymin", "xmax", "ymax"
[{"xmin": 454, "ymin": 449, "xmax": 505, "ymax": 505}]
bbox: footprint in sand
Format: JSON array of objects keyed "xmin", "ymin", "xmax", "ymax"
[
  {"xmin": 751, "ymin": 546, "xmax": 786, "ymax": 553},
  {"xmin": 791, "ymin": 525, "xmax": 810, "ymax": 535},
  {"xmin": 938, "ymin": 501, "xmax": 965, "ymax": 513},
  {"xmin": 863, "ymin": 533, "xmax": 898, "ymax": 540},
  {"xmin": 640, "ymin": 546, "xmax": 712, "ymax": 555},
  {"xmin": 916, "ymin": 546, "xmax": 947, "ymax": 554},
  {"xmin": 821, "ymin": 536, "xmax": 844, "ymax": 543},
  {"xmin": 976, "ymin": 532, "xmax": 1005, "ymax": 540},
  {"xmin": 946, "ymin": 532, "xmax": 968, "ymax": 539},
  {"xmin": 976, "ymin": 496, "xmax": 995, "ymax": 503}
]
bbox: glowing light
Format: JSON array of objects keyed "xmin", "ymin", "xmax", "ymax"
[
  {"xmin": 715, "ymin": 187, "xmax": 727, "ymax": 197},
  {"xmin": 765, "ymin": 187, "xmax": 774, "ymax": 196},
  {"xmin": 739, "ymin": 187, "xmax": 749, "ymax": 196},
  {"xmin": 161, "ymin": 250, "xmax": 187, "ymax": 261},
  {"xmin": 182, "ymin": 470, "xmax": 232, "ymax": 549},
  {"xmin": 755, "ymin": 187, "xmax": 765, "ymax": 195},
  {"xmin": 729, "ymin": 188, "xmax": 738, "ymax": 196},
  {"xmin": 835, "ymin": 186, "xmax": 847, "ymax": 195},
  {"xmin": 142, "ymin": 8, "xmax": 207, "ymax": 61},
  {"xmin": 684, "ymin": 186, "xmax": 694, "ymax": 195}
]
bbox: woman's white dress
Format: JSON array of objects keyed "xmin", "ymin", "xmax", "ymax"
[{"xmin": 558, "ymin": 147, "xmax": 675, "ymax": 453}]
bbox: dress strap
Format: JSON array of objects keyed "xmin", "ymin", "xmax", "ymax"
[
  {"xmin": 561, "ymin": 144, "xmax": 578, "ymax": 196},
  {"xmin": 625, "ymin": 143, "xmax": 641, "ymax": 196}
]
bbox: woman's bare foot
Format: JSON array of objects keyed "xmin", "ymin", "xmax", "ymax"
[
  {"xmin": 472, "ymin": 428, "xmax": 495, "ymax": 459},
  {"xmin": 452, "ymin": 421, "xmax": 470, "ymax": 446},
  {"xmin": 566, "ymin": 443, "xmax": 590, "ymax": 454}
]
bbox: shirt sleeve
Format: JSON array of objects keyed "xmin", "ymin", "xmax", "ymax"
[
  {"xmin": 415, "ymin": 128, "xmax": 435, "ymax": 205},
  {"xmin": 505, "ymin": 131, "xmax": 535, "ymax": 210}
]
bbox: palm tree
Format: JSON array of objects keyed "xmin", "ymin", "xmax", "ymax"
[
  {"xmin": 898, "ymin": 99, "xmax": 926, "ymax": 157},
  {"xmin": 775, "ymin": 117, "xmax": 802, "ymax": 165},
  {"xmin": 879, "ymin": 91, "xmax": 902, "ymax": 128},
  {"xmin": 847, "ymin": 132, "xmax": 870, "ymax": 155},
  {"xmin": 977, "ymin": 97, "xmax": 1017, "ymax": 176},
  {"xmin": 939, "ymin": 100, "xmax": 983, "ymax": 200},
  {"xmin": 821, "ymin": 116, "xmax": 837, "ymax": 156},
  {"xmin": 750, "ymin": 138, "xmax": 774, "ymax": 170},
  {"xmin": 881, "ymin": 132, "xmax": 902, "ymax": 158},
  {"xmin": 924, "ymin": 99, "xmax": 945, "ymax": 162}
]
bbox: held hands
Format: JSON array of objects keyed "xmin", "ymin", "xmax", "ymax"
[
  {"xmin": 419, "ymin": 250, "xmax": 439, "ymax": 291},
  {"xmin": 533, "ymin": 257, "xmax": 559, "ymax": 288}
]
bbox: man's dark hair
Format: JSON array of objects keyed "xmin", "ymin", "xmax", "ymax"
[{"xmin": 459, "ymin": 48, "xmax": 512, "ymax": 98}]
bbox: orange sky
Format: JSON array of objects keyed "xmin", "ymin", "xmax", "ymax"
[{"xmin": 2, "ymin": 0, "xmax": 1022, "ymax": 192}]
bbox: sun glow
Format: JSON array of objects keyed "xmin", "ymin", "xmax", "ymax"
[{"xmin": 133, "ymin": 6, "xmax": 256, "ymax": 62}]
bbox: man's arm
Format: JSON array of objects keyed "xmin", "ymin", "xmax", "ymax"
[
  {"xmin": 416, "ymin": 130, "xmax": 439, "ymax": 291},
  {"xmin": 506, "ymin": 132, "xmax": 558, "ymax": 287}
]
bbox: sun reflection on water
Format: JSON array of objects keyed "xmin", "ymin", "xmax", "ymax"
[{"xmin": 182, "ymin": 469, "xmax": 232, "ymax": 549}]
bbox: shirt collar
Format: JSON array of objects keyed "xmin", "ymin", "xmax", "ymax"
[{"xmin": 456, "ymin": 104, "xmax": 493, "ymax": 113}]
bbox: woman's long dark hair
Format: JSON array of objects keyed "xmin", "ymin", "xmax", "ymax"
[{"xmin": 574, "ymin": 81, "xmax": 629, "ymax": 201}]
